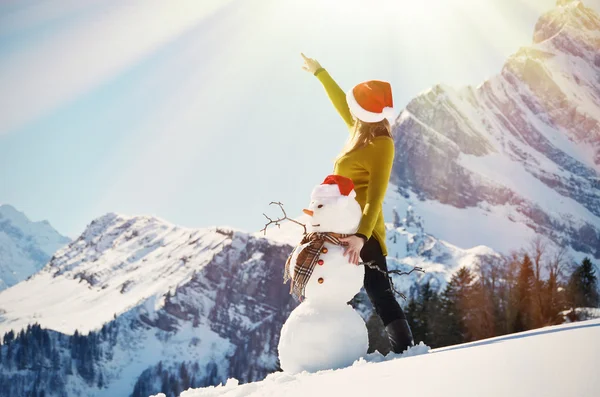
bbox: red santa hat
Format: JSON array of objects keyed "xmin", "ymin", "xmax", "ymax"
[
  {"xmin": 346, "ymin": 80, "xmax": 395, "ymax": 123},
  {"xmin": 310, "ymin": 174, "xmax": 356, "ymax": 200}
]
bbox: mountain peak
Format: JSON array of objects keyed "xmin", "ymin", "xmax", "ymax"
[
  {"xmin": 391, "ymin": 0, "xmax": 600, "ymax": 261},
  {"xmin": 0, "ymin": 203, "xmax": 28, "ymax": 226},
  {"xmin": 0, "ymin": 203, "xmax": 63, "ymax": 234},
  {"xmin": 556, "ymin": 0, "xmax": 581, "ymax": 6},
  {"xmin": 533, "ymin": 0, "xmax": 600, "ymax": 44},
  {"xmin": 0, "ymin": 204, "xmax": 70, "ymax": 290}
]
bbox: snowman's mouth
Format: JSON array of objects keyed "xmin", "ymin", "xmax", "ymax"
[{"xmin": 312, "ymin": 224, "xmax": 320, "ymax": 227}]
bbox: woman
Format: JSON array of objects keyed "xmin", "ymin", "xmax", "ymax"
[{"xmin": 300, "ymin": 53, "xmax": 414, "ymax": 354}]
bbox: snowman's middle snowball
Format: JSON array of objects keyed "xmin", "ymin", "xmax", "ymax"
[{"xmin": 302, "ymin": 242, "xmax": 365, "ymax": 303}]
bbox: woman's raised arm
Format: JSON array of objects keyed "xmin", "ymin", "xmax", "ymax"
[{"xmin": 301, "ymin": 53, "xmax": 355, "ymax": 130}]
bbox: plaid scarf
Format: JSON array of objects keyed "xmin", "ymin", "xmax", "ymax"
[{"xmin": 284, "ymin": 232, "xmax": 353, "ymax": 301}]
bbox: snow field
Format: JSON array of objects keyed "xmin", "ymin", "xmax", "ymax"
[{"xmin": 164, "ymin": 319, "xmax": 600, "ymax": 397}]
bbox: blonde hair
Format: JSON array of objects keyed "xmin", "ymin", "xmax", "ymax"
[{"xmin": 334, "ymin": 118, "xmax": 392, "ymax": 163}]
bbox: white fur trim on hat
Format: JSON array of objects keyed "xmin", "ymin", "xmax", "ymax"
[
  {"xmin": 311, "ymin": 183, "xmax": 357, "ymax": 200},
  {"xmin": 346, "ymin": 88, "xmax": 396, "ymax": 123}
]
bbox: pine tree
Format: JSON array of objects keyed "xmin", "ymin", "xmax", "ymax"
[
  {"xmin": 438, "ymin": 267, "xmax": 475, "ymax": 346},
  {"xmin": 513, "ymin": 254, "xmax": 536, "ymax": 332},
  {"xmin": 6, "ymin": 342, "xmax": 13, "ymax": 370},
  {"xmin": 465, "ymin": 279, "xmax": 496, "ymax": 341},
  {"xmin": 170, "ymin": 374, "xmax": 181, "ymax": 397},
  {"xmin": 161, "ymin": 370, "xmax": 170, "ymax": 395},
  {"xmin": 392, "ymin": 208, "xmax": 401, "ymax": 228},
  {"xmin": 42, "ymin": 329, "xmax": 51, "ymax": 357},
  {"xmin": 205, "ymin": 362, "xmax": 220, "ymax": 386},
  {"xmin": 51, "ymin": 348, "xmax": 60, "ymax": 370},
  {"xmin": 3, "ymin": 329, "xmax": 15, "ymax": 345},
  {"xmin": 405, "ymin": 297, "xmax": 422, "ymax": 344},
  {"xmin": 180, "ymin": 362, "xmax": 190, "ymax": 390},
  {"xmin": 406, "ymin": 282, "xmax": 442, "ymax": 347},
  {"xmin": 567, "ymin": 257, "xmax": 599, "ymax": 309},
  {"xmin": 420, "ymin": 282, "xmax": 439, "ymax": 344},
  {"xmin": 63, "ymin": 355, "xmax": 73, "ymax": 375}
]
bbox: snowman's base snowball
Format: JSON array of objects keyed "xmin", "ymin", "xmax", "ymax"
[{"xmin": 278, "ymin": 300, "xmax": 368, "ymax": 374}]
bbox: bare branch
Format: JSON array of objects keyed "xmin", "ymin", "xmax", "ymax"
[
  {"xmin": 359, "ymin": 260, "xmax": 424, "ymax": 300},
  {"xmin": 546, "ymin": 244, "xmax": 569, "ymax": 281},
  {"xmin": 260, "ymin": 201, "xmax": 307, "ymax": 235},
  {"xmin": 529, "ymin": 235, "xmax": 548, "ymax": 282}
]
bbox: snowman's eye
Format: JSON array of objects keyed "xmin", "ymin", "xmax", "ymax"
[{"xmin": 317, "ymin": 204, "xmax": 323, "ymax": 208}]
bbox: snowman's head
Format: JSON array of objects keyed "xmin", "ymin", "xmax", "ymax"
[{"xmin": 303, "ymin": 175, "xmax": 362, "ymax": 234}]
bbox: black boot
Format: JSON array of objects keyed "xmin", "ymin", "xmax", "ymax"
[{"xmin": 385, "ymin": 319, "xmax": 414, "ymax": 354}]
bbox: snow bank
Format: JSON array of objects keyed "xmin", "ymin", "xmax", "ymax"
[{"xmin": 164, "ymin": 320, "xmax": 600, "ymax": 397}]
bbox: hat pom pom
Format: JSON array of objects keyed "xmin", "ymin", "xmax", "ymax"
[{"xmin": 382, "ymin": 106, "xmax": 396, "ymax": 121}]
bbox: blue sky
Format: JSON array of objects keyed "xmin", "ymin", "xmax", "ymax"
[{"xmin": 1, "ymin": 0, "xmax": 599, "ymax": 238}]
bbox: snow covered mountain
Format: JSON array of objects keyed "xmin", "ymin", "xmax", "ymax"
[
  {"xmin": 0, "ymin": 209, "xmax": 484, "ymax": 396},
  {"xmin": 165, "ymin": 318, "xmax": 600, "ymax": 397},
  {"xmin": 0, "ymin": 212, "xmax": 297, "ymax": 396},
  {"xmin": 0, "ymin": 204, "xmax": 70, "ymax": 291},
  {"xmin": 386, "ymin": 0, "xmax": 600, "ymax": 261}
]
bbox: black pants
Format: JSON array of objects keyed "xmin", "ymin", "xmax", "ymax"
[{"xmin": 360, "ymin": 235, "xmax": 406, "ymax": 326}]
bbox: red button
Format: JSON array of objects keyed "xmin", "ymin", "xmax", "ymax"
[{"xmin": 317, "ymin": 259, "xmax": 324, "ymax": 265}]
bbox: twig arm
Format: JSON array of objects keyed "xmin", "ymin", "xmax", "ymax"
[
  {"xmin": 359, "ymin": 260, "xmax": 424, "ymax": 300},
  {"xmin": 260, "ymin": 201, "xmax": 307, "ymax": 235}
]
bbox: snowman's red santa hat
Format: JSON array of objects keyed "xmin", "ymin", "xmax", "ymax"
[
  {"xmin": 346, "ymin": 80, "xmax": 395, "ymax": 123},
  {"xmin": 311, "ymin": 174, "xmax": 356, "ymax": 200}
]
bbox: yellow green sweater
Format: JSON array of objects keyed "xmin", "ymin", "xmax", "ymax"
[{"xmin": 315, "ymin": 68, "xmax": 394, "ymax": 256}]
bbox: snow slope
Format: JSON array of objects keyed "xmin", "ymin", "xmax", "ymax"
[
  {"xmin": 0, "ymin": 204, "xmax": 70, "ymax": 290},
  {"xmin": 167, "ymin": 319, "xmax": 600, "ymax": 397}
]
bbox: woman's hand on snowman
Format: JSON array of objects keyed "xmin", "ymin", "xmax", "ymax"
[
  {"xmin": 300, "ymin": 53, "xmax": 323, "ymax": 74},
  {"xmin": 339, "ymin": 235, "xmax": 365, "ymax": 265}
]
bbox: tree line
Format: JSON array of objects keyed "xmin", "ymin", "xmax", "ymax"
[
  {"xmin": 0, "ymin": 321, "xmax": 120, "ymax": 397},
  {"xmin": 405, "ymin": 239, "xmax": 599, "ymax": 348}
]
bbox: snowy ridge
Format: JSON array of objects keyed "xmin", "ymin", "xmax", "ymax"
[
  {"xmin": 0, "ymin": 204, "xmax": 70, "ymax": 290},
  {"xmin": 161, "ymin": 319, "xmax": 600, "ymax": 397},
  {"xmin": 389, "ymin": 0, "xmax": 600, "ymax": 261},
  {"xmin": 0, "ymin": 212, "xmax": 239, "ymax": 335}
]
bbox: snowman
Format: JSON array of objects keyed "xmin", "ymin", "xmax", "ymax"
[{"xmin": 278, "ymin": 174, "xmax": 368, "ymax": 374}]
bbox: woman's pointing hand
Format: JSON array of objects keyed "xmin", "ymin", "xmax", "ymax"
[{"xmin": 301, "ymin": 53, "xmax": 322, "ymax": 74}]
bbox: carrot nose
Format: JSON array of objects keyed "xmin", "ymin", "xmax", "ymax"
[{"xmin": 303, "ymin": 209, "xmax": 314, "ymax": 216}]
